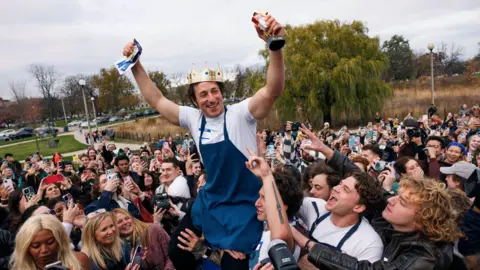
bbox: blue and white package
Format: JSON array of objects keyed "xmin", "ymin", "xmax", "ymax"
[{"xmin": 115, "ymin": 39, "xmax": 143, "ymax": 75}]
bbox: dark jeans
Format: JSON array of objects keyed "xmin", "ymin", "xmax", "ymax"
[{"xmin": 168, "ymin": 212, "xmax": 249, "ymax": 270}]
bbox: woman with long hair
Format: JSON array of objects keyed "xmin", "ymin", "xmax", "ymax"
[
  {"xmin": 10, "ymin": 214, "xmax": 91, "ymax": 270},
  {"xmin": 81, "ymin": 212, "xmax": 131, "ymax": 270},
  {"xmin": 113, "ymin": 208, "xmax": 174, "ymax": 270},
  {"xmin": 2, "ymin": 189, "xmax": 40, "ymax": 234}
]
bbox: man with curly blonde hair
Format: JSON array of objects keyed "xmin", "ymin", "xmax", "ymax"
[{"xmin": 307, "ymin": 176, "xmax": 459, "ymax": 269}]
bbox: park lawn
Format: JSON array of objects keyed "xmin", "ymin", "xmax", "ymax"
[
  {"xmin": 0, "ymin": 136, "xmax": 39, "ymax": 146},
  {"xmin": 0, "ymin": 135, "xmax": 85, "ymax": 159}
]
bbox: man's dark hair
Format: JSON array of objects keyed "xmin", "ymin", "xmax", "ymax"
[
  {"xmin": 349, "ymin": 171, "xmax": 382, "ymax": 213},
  {"xmin": 4, "ymin": 153, "xmax": 13, "ymax": 159},
  {"xmin": 163, "ymin": 157, "xmax": 180, "ymax": 168},
  {"xmin": 187, "ymin": 82, "xmax": 225, "ymax": 108},
  {"xmin": 426, "ymin": 136, "xmax": 446, "ymax": 149},
  {"xmin": 114, "ymin": 155, "xmax": 130, "ymax": 166},
  {"xmin": 361, "ymin": 145, "xmax": 383, "ymax": 159},
  {"xmin": 302, "ymin": 162, "xmax": 341, "ymax": 192},
  {"xmin": 140, "ymin": 148, "xmax": 150, "ymax": 155},
  {"xmin": 272, "ymin": 171, "xmax": 303, "ymax": 220}
]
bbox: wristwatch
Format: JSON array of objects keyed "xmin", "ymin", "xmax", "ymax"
[{"xmin": 202, "ymin": 247, "xmax": 213, "ymax": 259}]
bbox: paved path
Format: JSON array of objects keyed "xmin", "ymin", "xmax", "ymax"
[{"xmin": 0, "ymin": 117, "xmax": 155, "ymax": 149}]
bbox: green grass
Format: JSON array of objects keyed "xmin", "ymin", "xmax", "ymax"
[
  {"xmin": 0, "ymin": 135, "xmax": 86, "ymax": 159},
  {"xmin": 0, "ymin": 136, "xmax": 39, "ymax": 146},
  {"xmin": 474, "ymin": 73, "xmax": 480, "ymax": 79}
]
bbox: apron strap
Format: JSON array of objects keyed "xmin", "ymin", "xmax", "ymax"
[
  {"xmin": 222, "ymin": 106, "xmax": 229, "ymax": 141},
  {"xmin": 199, "ymin": 107, "xmax": 229, "ymax": 145},
  {"xmin": 309, "ymin": 202, "xmax": 330, "ymax": 240},
  {"xmin": 336, "ymin": 218, "xmax": 362, "ymax": 250}
]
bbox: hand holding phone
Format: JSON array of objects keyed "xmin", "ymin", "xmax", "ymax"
[{"xmin": 131, "ymin": 245, "xmax": 145, "ymax": 266}]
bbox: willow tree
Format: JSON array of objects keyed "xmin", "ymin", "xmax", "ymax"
[{"xmin": 273, "ymin": 20, "xmax": 392, "ymax": 126}]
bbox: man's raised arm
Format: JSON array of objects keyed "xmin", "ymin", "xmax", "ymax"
[
  {"xmin": 124, "ymin": 42, "xmax": 180, "ymax": 125},
  {"xmin": 248, "ymin": 15, "xmax": 285, "ymax": 121}
]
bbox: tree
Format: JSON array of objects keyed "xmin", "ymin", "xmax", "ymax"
[
  {"xmin": 91, "ymin": 67, "xmax": 135, "ymax": 113},
  {"xmin": 382, "ymin": 35, "xmax": 415, "ymax": 81},
  {"xmin": 9, "ymin": 80, "xmax": 29, "ymax": 123},
  {"xmin": 60, "ymin": 75, "xmax": 96, "ymax": 117},
  {"xmin": 29, "ymin": 64, "xmax": 58, "ymax": 121},
  {"xmin": 169, "ymin": 72, "xmax": 189, "ymax": 105},
  {"xmin": 148, "ymin": 71, "xmax": 172, "ymax": 99},
  {"xmin": 270, "ymin": 20, "xmax": 391, "ymax": 126}
]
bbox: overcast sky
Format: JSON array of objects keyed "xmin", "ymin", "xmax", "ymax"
[{"xmin": 1, "ymin": 0, "xmax": 479, "ymax": 99}]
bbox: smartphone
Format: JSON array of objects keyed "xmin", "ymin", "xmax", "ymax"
[
  {"xmin": 45, "ymin": 261, "xmax": 69, "ymax": 270},
  {"xmin": 141, "ymin": 156, "xmax": 149, "ymax": 163},
  {"xmin": 131, "ymin": 245, "xmax": 145, "ymax": 266},
  {"xmin": 62, "ymin": 193, "xmax": 73, "ymax": 206},
  {"xmin": 2, "ymin": 179, "xmax": 13, "ymax": 191},
  {"xmin": 22, "ymin": 186, "xmax": 36, "ymax": 201},
  {"xmin": 124, "ymin": 176, "xmax": 132, "ymax": 185}
]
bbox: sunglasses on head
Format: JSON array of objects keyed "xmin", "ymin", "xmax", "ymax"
[{"xmin": 86, "ymin": 208, "xmax": 107, "ymax": 220}]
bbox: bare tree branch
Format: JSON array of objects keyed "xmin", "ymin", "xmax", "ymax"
[{"xmin": 8, "ymin": 80, "xmax": 27, "ymax": 102}]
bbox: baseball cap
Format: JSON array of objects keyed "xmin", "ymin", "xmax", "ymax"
[
  {"xmin": 440, "ymin": 161, "xmax": 479, "ymax": 197},
  {"xmin": 440, "ymin": 161, "xmax": 477, "ymax": 179}
]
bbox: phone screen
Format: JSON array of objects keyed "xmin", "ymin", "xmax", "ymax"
[
  {"xmin": 23, "ymin": 186, "xmax": 36, "ymax": 201},
  {"xmin": 132, "ymin": 245, "xmax": 144, "ymax": 266}
]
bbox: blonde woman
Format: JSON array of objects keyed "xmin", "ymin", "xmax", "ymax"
[
  {"xmin": 112, "ymin": 208, "xmax": 174, "ymax": 270},
  {"xmin": 10, "ymin": 214, "xmax": 91, "ymax": 270},
  {"xmin": 81, "ymin": 212, "xmax": 136, "ymax": 270}
]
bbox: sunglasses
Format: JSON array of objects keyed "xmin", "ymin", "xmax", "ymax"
[{"xmin": 86, "ymin": 208, "xmax": 107, "ymax": 220}]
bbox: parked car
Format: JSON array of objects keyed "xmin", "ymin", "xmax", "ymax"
[
  {"xmin": 0, "ymin": 129, "xmax": 16, "ymax": 138},
  {"xmin": 143, "ymin": 109, "xmax": 157, "ymax": 116},
  {"xmin": 94, "ymin": 117, "xmax": 109, "ymax": 124},
  {"xmin": 80, "ymin": 121, "xmax": 96, "ymax": 128},
  {"xmin": 10, "ymin": 128, "xmax": 34, "ymax": 139},
  {"xmin": 67, "ymin": 120, "xmax": 83, "ymax": 127},
  {"xmin": 109, "ymin": 116, "xmax": 123, "ymax": 122},
  {"xmin": 124, "ymin": 113, "xmax": 142, "ymax": 120}
]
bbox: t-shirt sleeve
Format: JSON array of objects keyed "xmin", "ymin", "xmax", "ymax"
[
  {"xmin": 228, "ymin": 98, "xmax": 256, "ymax": 124},
  {"xmin": 298, "ymin": 197, "xmax": 327, "ymax": 229},
  {"xmin": 179, "ymin": 106, "xmax": 201, "ymax": 130}
]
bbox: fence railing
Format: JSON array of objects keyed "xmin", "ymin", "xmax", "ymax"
[{"xmin": 115, "ymin": 131, "xmax": 179, "ymax": 142}]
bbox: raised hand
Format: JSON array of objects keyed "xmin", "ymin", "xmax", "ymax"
[
  {"xmin": 254, "ymin": 14, "xmax": 285, "ymax": 43},
  {"xmin": 123, "ymin": 42, "xmax": 135, "ymax": 57},
  {"xmin": 245, "ymin": 147, "xmax": 271, "ymax": 179},
  {"xmin": 299, "ymin": 124, "xmax": 326, "ymax": 152},
  {"xmin": 177, "ymin": 229, "xmax": 200, "ymax": 252}
]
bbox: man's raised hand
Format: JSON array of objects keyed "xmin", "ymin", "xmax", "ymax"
[
  {"xmin": 299, "ymin": 124, "xmax": 326, "ymax": 152},
  {"xmin": 245, "ymin": 147, "xmax": 271, "ymax": 179},
  {"xmin": 123, "ymin": 42, "xmax": 135, "ymax": 57}
]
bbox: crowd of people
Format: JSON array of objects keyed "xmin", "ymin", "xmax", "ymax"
[{"xmin": 0, "ymin": 13, "xmax": 479, "ymax": 270}]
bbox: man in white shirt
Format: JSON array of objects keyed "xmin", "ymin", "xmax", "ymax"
[
  {"xmin": 155, "ymin": 158, "xmax": 190, "ymax": 199},
  {"xmin": 292, "ymin": 171, "xmax": 384, "ymax": 263},
  {"xmin": 124, "ymin": 13, "xmax": 286, "ymax": 269},
  {"xmin": 248, "ymin": 170, "xmax": 303, "ymax": 269}
]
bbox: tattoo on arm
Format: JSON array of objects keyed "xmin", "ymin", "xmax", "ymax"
[{"xmin": 272, "ymin": 181, "xmax": 285, "ymax": 224}]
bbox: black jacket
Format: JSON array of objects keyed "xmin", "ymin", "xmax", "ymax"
[
  {"xmin": 308, "ymin": 215, "xmax": 453, "ymax": 270},
  {"xmin": 0, "ymin": 229, "xmax": 14, "ymax": 270},
  {"xmin": 326, "ymin": 150, "xmax": 360, "ymax": 178}
]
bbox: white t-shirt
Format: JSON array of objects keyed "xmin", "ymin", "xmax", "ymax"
[
  {"xmin": 155, "ymin": 176, "xmax": 191, "ymax": 199},
  {"xmin": 179, "ymin": 98, "xmax": 257, "ymax": 161},
  {"xmin": 250, "ymin": 226, "xmax": 301, "ymax": 269},
  {"xmin": 298, "ymin": 197, "xmax": 384, "ymax": 263}
]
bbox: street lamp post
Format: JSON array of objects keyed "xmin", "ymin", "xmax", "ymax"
[
  {"xmin": 32, "ymin": 106, "xmax": 40, "ymax": 153},
  {"xmin": 91, "ymin": 97, "xmax": 98, "ymax": 129},
  {"xmin": 428, "ymin": 43, "xmax": 435, "ymax": 105},
  {"xmin": 61, "ymin": 98, "xmax": 68, "ymax": 130},
  {"xmin": 79, "ymin": 79, "xmax": 94, "ymax": 148}
]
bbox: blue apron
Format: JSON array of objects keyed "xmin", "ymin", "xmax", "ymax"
[
  {"xmin": 191, "ymin": 107, "xmax": 263, "ymax": 254},
  {"xmin": 309, "ymin": 201, "xmax": 361, "ymax": 250}
]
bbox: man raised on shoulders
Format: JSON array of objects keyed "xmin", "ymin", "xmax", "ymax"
[{"xmin": 123, "ymin": 13, "xmax": 285, "ymax": 269}]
